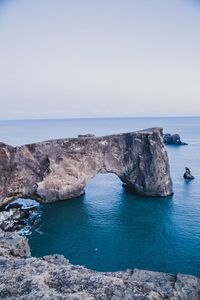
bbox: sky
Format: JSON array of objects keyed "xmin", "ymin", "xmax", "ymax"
[{"xmin": 0, "ymin": 0, "xmax": 200, "ymax": 120}]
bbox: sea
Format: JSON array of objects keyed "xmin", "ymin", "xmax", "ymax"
[{"xmin": 0, "ymin": 117, "xmax": 199, "ymax": 277}]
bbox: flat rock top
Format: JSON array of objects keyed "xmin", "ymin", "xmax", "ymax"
[{"xmin": 17, "ymin": 127, "xmax": 163, "ymax": 147}]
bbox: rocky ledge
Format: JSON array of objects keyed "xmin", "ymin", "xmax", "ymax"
[
  {"xmin": 0, "ymin": 128, "xmax": 173, "ymax": 208},
  {"xmin": 0, "ymin": 229, "xmax": 199, "ymax": 299}
]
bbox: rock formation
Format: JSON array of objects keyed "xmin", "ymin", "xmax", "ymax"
[
  {"xmin": 164, "ymin": 133, "xmax": 188, "ymax": 145},
  {"xmin": 0, "ymin": 200, "xmax": 40, "ymax": 232},
  {"xmin": 183, "ymin": 167, "xmax": 195, "ymax": 180},
  {"xmin": 0, "ymin": 229, "xmax": 199, "ymax": 299},
  {"xmin": 0, "ymin": 128, "xmax": 173, "ymax": 208}
]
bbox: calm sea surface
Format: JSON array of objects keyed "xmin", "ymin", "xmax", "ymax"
[{"xmin": 0, "ymin": 117, "xmax": 200, "ymax": 277}]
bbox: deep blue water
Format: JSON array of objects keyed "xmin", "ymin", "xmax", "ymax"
[{"xmin": 0, "ymin": 117, "xmax": 200, "ymax": 277}]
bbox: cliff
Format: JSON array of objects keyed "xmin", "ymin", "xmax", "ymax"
[
  {"xmin": 0, "ymin": 229, "xmax": 199, "ymax": 299},
  {"xmin": 0, "ymin": 128, "xmax": 173, "ymax": 208}
]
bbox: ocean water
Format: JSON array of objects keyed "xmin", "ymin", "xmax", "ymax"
[{"xmin": 0, "ymin": 117, "xmax": 200, "ymax": 277}]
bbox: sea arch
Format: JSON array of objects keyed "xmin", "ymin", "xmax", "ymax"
[{"xmin": 0, "ymin": 128, "xmax": 173, "ymax": 208}]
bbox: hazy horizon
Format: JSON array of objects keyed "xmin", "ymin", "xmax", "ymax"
[
  {"xmin": 1, "ymin": 115, "xmax": 200, "ymax": 122},
  {"xmin": 0, "ymin": 0, "xmax": 200, "ymax": 120}
]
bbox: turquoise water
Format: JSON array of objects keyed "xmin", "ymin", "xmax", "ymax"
[{"xmin": 0, "ymin": 117, "xmax": 200, "ymax": 276}]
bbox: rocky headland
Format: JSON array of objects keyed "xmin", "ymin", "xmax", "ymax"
[
  {"xmin": 0, "ymin": 128, "xmax": 199, "ymax": 299},
  {"xmin": 0, "ymin": 128, "xmax": 173, "ymax": 208},
  {"xmin": 0, "ymin": 229, "xmax": 199, "ymax": 299}
]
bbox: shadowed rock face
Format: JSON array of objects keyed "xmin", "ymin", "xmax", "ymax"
[{"xmin": 0, "ymin": 128, "xmax": 173, "ymax": 207}]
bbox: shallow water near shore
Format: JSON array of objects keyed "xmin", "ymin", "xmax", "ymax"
[{"xmin": 0, "ymin": 117, "xmax": 200, "ymax": 276}]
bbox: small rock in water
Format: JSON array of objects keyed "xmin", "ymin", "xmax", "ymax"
[
  {"xmin": 164, "ymin": 133, "xmax": 188, "ymax": 145},
  {"xmin": 183, "ymin": 167, "xmax": 195, "ymax": 180}
]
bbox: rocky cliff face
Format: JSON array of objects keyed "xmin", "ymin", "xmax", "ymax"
[
  {"xmin": 0, "ymin": 229, "xmax": 199, "ymax": 299},
  {"xmin": 0, "ymin": 128, "xmax": 172, "ymax": 207}
]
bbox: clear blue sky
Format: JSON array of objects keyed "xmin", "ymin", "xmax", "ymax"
[{"xmin": 0, "ymin": 0, "xmax": 200, "ymax": 120}]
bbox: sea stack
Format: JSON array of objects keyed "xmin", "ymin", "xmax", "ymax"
[
  {"xmin": 164, "ymin": 133, "xmax": 188, "ymax": 145},
  {"xmin": 183, "ymin": 167, "xmax": 195, "ymax": 180},
  {"xmin": 0, "ymin": 128, "xmax": 173, "ymax": 208}
]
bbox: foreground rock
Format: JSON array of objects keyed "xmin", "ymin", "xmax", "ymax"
[
  {"xmin": 183, "ymin": 167, "xmax": 195, "ymax": 180},
  {"xmin": 0, "ymin": 200, "xmax": 40, "ymax": 232},
  {"xmin": 0, "ymin": 230, "xmax": 199, "ymax": 299},
  {"xmin": 0, "ymin": 128, "xmax": 173, "ymax": 208},
  {"xmin": 164, "ymin": 134, "xmax": 188, "ymax": 145},
  {"xmin": 0, "ymin": 229, "xmax": 30, "ymax": 258}
]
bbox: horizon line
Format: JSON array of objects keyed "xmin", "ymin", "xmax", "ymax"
[{"xmin": 0, "ymin": 115, "xmax": 200, "ymax": 122}]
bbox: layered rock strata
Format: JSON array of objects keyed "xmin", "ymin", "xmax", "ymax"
[
  {"xmin": 0, "ymin": 229, "xmax": 199, "ymax": 299},
  {"xmin": 0, "ymin": 128, "xmax": 173, "ymax": 208}
]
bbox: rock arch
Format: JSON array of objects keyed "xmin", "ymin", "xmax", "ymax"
[{"xmin": 0, "ymin": 128, "xmax": 173, "ymax": 207}]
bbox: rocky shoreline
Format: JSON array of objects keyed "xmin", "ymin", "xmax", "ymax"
[
  {"xmin": 0, "ymin": 199, "xmax": 41, "ymax": 234},
  {"xmin": 0, "ymin": 229, "xmax": 199, "ymax": 299}
]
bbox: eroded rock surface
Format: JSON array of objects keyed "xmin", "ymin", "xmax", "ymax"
[
  {"xmin": 0, "ymin": 229, "xmax": 199, "ymax": 299},
  {"xmin": 0, "ymin": 229, "xmax": 30, "ymax": 258},
  {"xmin": 0, "ymin": 128, "xmax": 173, "ymax": 208}
]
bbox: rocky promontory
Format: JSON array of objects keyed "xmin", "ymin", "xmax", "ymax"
[
  {"xmin": 0, "ymin": 128, "xmax": 173, "ymax": 208},
  {"xmin": 0, "ymin": 229, "xmax": 199, "ymax": 299}
]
